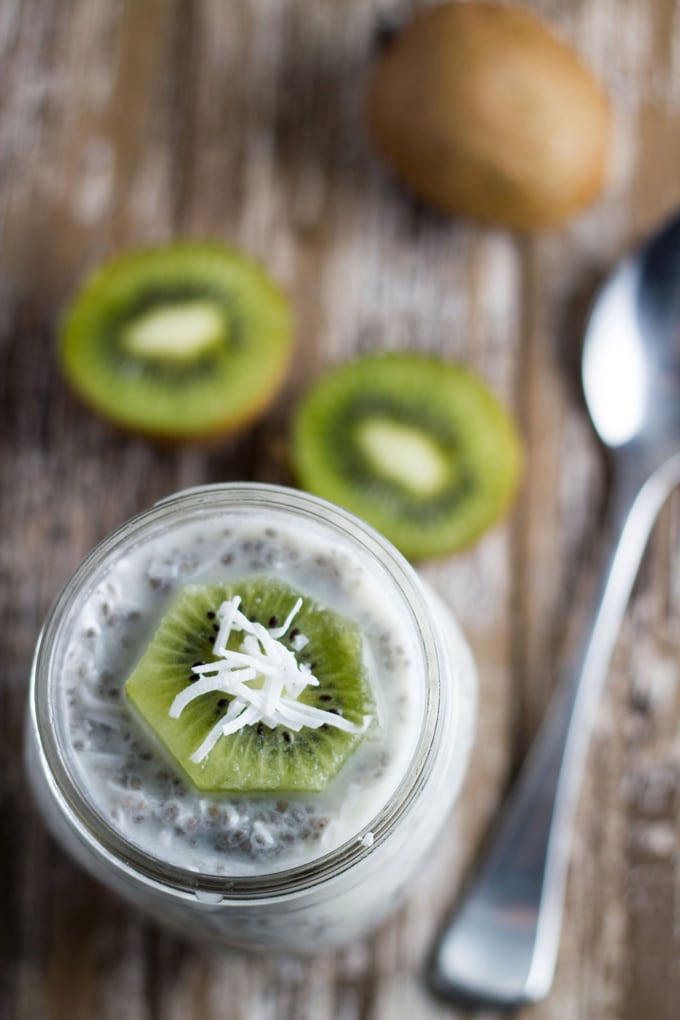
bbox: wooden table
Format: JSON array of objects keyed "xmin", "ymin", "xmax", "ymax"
[{"xmin": 2, "ymin": 1, "xmax": 680, "ymax": 1017}]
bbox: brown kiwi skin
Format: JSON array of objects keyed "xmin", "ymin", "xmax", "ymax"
[
  {"xmin": 59, "ymin": 240, "xmax": 295, "ymax": 444},
  {"xmin": 366, "ymin": 3, "xmax": 611, "ymax": 231}
]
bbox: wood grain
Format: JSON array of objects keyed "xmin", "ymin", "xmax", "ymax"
[{"xmin": 2, "ymin": 1, "xmax": 680, "ymax": 1017}]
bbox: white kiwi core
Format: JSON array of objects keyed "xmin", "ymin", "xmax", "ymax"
[
  {"xmin": 356, "ymin": 418, "xmax": 450, "ymax": 495},
  {"xmin": 123, "ymin": 300, "xmax": 224, "ymax": 361}
]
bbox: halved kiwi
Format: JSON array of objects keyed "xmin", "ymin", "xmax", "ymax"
[
  {"xmin": 125, "ymin": 578, "xmax": 374, "ymax": 793},
  {"xmin": 291, "ymin": 352, "xmax": 521, "ymax": 559},
  {"xmin": 59, "ymin": 242, "xmax": 293, "ymax": 440}
]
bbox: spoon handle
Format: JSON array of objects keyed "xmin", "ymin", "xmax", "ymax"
[{"xmin": 430, "ymin": 453, "xmax": 680, "ymax": 1009}]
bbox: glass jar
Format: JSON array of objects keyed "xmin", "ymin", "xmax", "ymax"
[{"xmin": 25, "ymin": 484, "xmax": 476, "ymax": 951}]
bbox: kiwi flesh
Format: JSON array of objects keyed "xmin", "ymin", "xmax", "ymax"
[
  {"xmin": 125, "ymin": 578, "xmax": 374, "ymax": 793},
  {"xmin": 59, "ymin": 243, "xmax": 293, "ymax": 440},
  {"xmin": 291, "ymin": 352, "xmax": 521, "ymax": 560}
]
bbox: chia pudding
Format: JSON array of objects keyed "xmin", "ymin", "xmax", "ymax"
[
  {"xmin": 26, "ymin": 484, "xmax": 476, "ymax": 950},
  {"xmin": 63, "ymin": 514, "xmax": 422, "ymax": 876}
]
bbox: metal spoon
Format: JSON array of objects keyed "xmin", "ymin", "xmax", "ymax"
[{"xmin": 430, "ymin": 212, "xmax": 680, "ymax": 1008}]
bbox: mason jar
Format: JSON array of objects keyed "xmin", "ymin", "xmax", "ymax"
[{"xmin": 25, "ymin": 483, "xmax": 476, "ymax": 951}]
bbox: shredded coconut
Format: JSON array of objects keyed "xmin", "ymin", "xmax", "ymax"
[
  {"xmin": 291, "ymin": 632, "xmax": 309, "ymax": 652},
  {"xmin": 169, "ymin": 596, "xmax": 370, "ymax": 762}
]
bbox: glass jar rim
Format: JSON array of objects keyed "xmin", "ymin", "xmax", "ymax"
[{"xmin": 30, "ymin": 483, "xmax": 446, "ymax": 899}]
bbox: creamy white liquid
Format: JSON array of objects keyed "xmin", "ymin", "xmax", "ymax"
[{"xmin": 57, "ymin": 509, "xmax": 425, "ymax": 877}]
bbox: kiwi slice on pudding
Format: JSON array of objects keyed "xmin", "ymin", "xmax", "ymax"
[
  {"xmin": 291, "ymin": 352, "xmax": 521, "ymax": 559},
  {"xmin": 59, "ymin": 243, "xmax": 293, "ymax": 440},
  {"xmin": 125, "ymin": 578, "xmax": 374, "ymax": 793}
]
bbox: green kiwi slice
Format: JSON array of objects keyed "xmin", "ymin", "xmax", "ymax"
[
  {"xmin": 291, "ymin": 352, "xmax": 522, "ymax": 559},
  {"xmin": 59, "ymin": 243, "xmax": 293, "ymax": 440},
  {"xmin": 125, "ymin": 578, "xmax": 374, "ymax": 793}
]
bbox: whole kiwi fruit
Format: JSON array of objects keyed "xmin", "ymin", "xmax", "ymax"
[{"xmin": 366, "ymin": 2, "xmax": 612, "ymax": 230}]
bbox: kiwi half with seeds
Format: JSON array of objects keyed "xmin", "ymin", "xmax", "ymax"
[
  {"xmin": 59, "ymin": 243, "xmax": 293, "ymax": 440},
  {"xmin": 291, "ymin": 352, "xmax": 521, "ymax": 560},
  {"xmin": 125, "ymin": 578, "xmax": 374, "ymax": 793}
]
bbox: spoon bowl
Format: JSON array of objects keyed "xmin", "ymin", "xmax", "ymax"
[{"xmin": 583, "ymin": 214, "xmax": 680, "ymax": 460}]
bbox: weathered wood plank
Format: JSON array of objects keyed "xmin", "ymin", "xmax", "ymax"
[{"xmin": 2, "ymin": 1, "xmax": 680, "ymax": 1018}]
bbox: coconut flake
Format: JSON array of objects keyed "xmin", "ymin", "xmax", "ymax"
[
  {"xmin": 213, "ymin": 595, "xmax": 241, "ymax": 654},
  {"xmin": 268, "ymin": 597, "xmax": 303, "ymax": 639},
  {"xmin": 291, "ymin": 632, "xmax": 309, "ymax": 652},
  {"xmin": 170, "ymin": 594, "xmax": 369, "ymax": 762}
]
